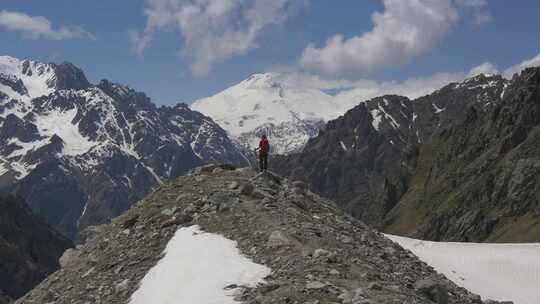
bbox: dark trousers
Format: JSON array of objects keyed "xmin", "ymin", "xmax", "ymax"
[{"xmin": 259, "ymin": 153, "xmax": 268, "ymax": 171}]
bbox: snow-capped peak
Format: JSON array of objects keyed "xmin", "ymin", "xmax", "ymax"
[
  {"xmin": 191, "ymin": 73, "xmax": 338, "ymax": 153},
  {"xmin": 239, "ymin": 72, "xmax": 283, "ymax": 89},
  {"xmin": 0, "ymin": 55, "xmax": 57, "ymax": 99}
]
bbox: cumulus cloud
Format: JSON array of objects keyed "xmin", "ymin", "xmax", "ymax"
[
  {"xmin": 0, "ymin": 10, "xmax": 94, "ymax": 40},
  {"xmin": 299, "ymin": 0, "xmax": 459, "ymax": 77},
  {"xmin": 274, "ymin": 51, "xmax": 540, "ymax": 111},
  {"xmin": 299, "ymin": 0, "xmax": 495, "ymax": 77},
  {"xmin": 504, "ymin": 53, "xmax": 540, "ymax": 77},
  {"xmin": 131, "ymin": 0, "xmax": 303, "ymax": 77}
]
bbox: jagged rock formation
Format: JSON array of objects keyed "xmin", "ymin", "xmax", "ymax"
[
  {"xmin": 274, "ymin": 70, "xmax": 539, "ymax": 242},
  {"xmin": 0, "ymin": 56, "xmax": 248, "ymax": 239},
  {"xmin": 18, "ymin": 166, "xmax": 501, "ymax": 304},
  {"xmin": 0, "ymin": 195, "xmax": 72, "ymax": 302}
]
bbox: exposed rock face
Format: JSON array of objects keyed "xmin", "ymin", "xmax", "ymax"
[
  {"xmin": 385, "ymin": 68, "xmax": 540, "ymax": 242},
  {"xmin": 0, "ymin": 56, "xmax": 248, "ymax": 239},
  {"xmin": 274, "ymin": 70, "xmax": 539, "ymax": 242},
  {"xmin": 0, "ymin": 195, "xmax": 73, "ymax": 301},
  {"xmin": 17, "ymin": 167, "xmax": 494, "ymax": 304}
]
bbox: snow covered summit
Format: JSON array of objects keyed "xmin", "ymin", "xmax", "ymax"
[
  {"xmin": 191, "ymin": 73, "xmax": 339, "ymax": 154},
  {"xmin": 0, "ymin": 55, "xmax": 90, "ymax": 100}
]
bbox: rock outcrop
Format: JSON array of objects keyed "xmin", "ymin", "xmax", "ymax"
[{"xmin": 18, "ymin": 166, "xmax": 501, "ymax": 304}]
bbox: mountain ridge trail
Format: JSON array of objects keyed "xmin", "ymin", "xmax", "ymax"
[{"xmin": 18, "ymin": 165, "xmax": 506, "ymax": 304}]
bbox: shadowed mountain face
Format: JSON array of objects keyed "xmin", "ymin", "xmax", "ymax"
[
  {"xmin": 0, "ymin": 56, "xmax": 248, "ymax": 239},
  {"xmin": 0, "ymin": 195, "xmax": 73, "ymax": 301},
  {"xmin": 275, "ymin": 69, "xmax": 540, "ymax": 242}
]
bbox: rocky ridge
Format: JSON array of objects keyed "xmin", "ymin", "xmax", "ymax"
[{"xmin": 18, "ymin": 165, "xmax": 507, "ymax": 304}]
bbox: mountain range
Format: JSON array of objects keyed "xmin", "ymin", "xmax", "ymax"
[
  {"xmin": 2, "ymin": 54, "xmax": 538, "ymax": 245},
  {"xmin": 274, "ymin": 69, "xmax": 540, "ymax": 243},
  {"xmin": 1, "ymin": 54, "xmax": 538, "ymax": 304},
  {"xmin": 0, "ymin": 55, "xmax": 248, "ymax": 239}
]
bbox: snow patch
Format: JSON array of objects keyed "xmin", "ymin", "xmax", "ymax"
[
  {"xmin": 500, "ymin": 83, "xmax": 509, "ymax": 99},
  {"xmin": 387, "ymin": 235, "xmax": 540, "ymax": 304},
  {"xmin": 143, "ymin": 164, "xmax": 163, "ymax": 185},
  {"xmin": 378, "ymin": 102, "xmax": 400, "ymax": 129},
  {"xmin": 7, "ymin": 138, "xmax": 48, "ymax": 158},
  {"xmin": 11, "ymin": 161, "xmax": 38, "ymax": 180},
  {"xmin": 129, "ymin": 225, "xmax": 271, "ymax": 304},
  {"xmin": 370, "ymin": 109, "xmax": 382, "ymax": 131},
  {"xmin": 36, "ymin": 108, "xmax": 97, "ymax": 156},
  {"xmin": 432, "ymin": 103, "xmax": 446, "ymax": 113},
  {"xmin": 371, "ymin": 101, "xmax": 400, "ymax": 131},
  {"xmin": 0, "ymin": 163, "xmax": 7, "ymax": 176}
]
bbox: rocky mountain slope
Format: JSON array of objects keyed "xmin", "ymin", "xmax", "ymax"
[
  {"xmin": 385, "ymin": 68, "xmax": 540, "ymax": 242},
  {"xmin": 17, "ymin": 165, "xmax": 500, "ymax": 304},
  {"xmin": 0, "ymin": 195, "xmax": 72, "ymax": 303},
  {"xmin": 0, "ymin": 56, "xmax": 248, "ymax": 239},
  {"xmin": 191, "ymin": 73, "xmax": 337, "ymax": 154},
  {"xmin": 273, "ymin": 69, "xmax": 538, "ymax": 243}
]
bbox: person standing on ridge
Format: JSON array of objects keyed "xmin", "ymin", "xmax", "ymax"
[{"xmin": 256, "ymin": 135, "xmax": 269, "ymax": 172}]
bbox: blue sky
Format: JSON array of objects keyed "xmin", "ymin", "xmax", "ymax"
[{"xmin": 1, "ymin": 0, "xmax": 539, "ymax": 105}]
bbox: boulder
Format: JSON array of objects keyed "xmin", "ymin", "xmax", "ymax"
[
  {"xmin": 267, "ymin": 231, "xmax": 292, "ymax": 248},
  {"xmin": 59, "ymin": 248, "xmax": 82, "ymax": 268},
  {"xmin": 414, "ymin": 277, "xmax": 449, "ymax": 304}
]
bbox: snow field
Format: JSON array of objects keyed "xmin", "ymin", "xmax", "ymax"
[
  {"xmin": 129, "ymin": 225, "xmax": 271, "ymax": 304},
  {"xmin": 387, "ymin": 235, "xmax": 540, "ymax": 304}
]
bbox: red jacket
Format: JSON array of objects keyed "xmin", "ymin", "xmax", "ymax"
[{"xmin": 259, "ymin": 138, "xmax": 269, "ymax": 155}]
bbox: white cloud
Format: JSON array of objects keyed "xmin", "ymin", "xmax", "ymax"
[
  {"xmin": 504, "ymin": 53, "xmax": 540, "ymax": 77},
  {"xmin": 272, "ymin": 62, "xmax": 502, "ymax": 110},
  {"xmin": 132, "ymin": 0, "xmax": 303, "ymax": 77},
  {"xmin": 467, "ymin": 62, "xmax": 499, "ymax": 77},
  {"xmin": 299, "ymin": 0, "xmax": 495, "ymax": 77},
  {"xmin": 299, "ymin": 0, "xmax": 459, "ymax": 77},
  {"xmin": 0, "ymin": 10, "xmax": 94, "ymax": 40},
  {"xmin": 330, "ymin": 72, "xmax": 463, "ymax": 110}
]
